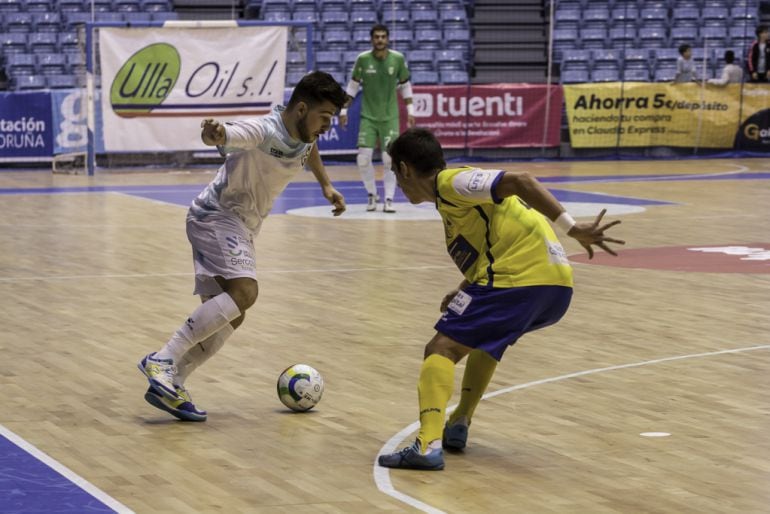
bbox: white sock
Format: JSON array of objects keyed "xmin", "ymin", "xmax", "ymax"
[
  {"xmin": 174, "ymin": 323, "xmax": 235, "ymax": 386},
  {"xmin": 425, "ymin": 439, "xmax": 443, "ymax": 454},
  {"xmin": 155, "ymin": 293, "xmax": 240, "ymax": 362},
  {"xmin": 357, "ymin": 147, "xmax": 376, "ymax": 196},
  {"xmin": 382, "ymin": 151, "xmax": 396, "ymax": 201}
]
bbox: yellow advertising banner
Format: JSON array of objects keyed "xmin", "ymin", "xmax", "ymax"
[{"xmin": 563, "ymin": 83, "xmax": 770, "ymax": 148}]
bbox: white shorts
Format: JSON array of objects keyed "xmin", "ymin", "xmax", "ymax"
[{"xmin": 186, "ymin": 210, "xmax": 257, "ymax": 296}]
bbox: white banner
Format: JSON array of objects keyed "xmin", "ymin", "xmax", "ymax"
[{"xmin": 99, "ymin": 26, "xmax": 287, "ymax": 151}]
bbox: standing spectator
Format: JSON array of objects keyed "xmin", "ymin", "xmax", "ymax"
[
  {"xmin": 674, "ymin": 44, "xmax": 698, "ymax": 83},
  {"xmin": 708, "ymin": 50, "xmax": 744, "ymax": 85},
  {"xmin": 748, "ymin": 25, "xmax": 770, "ymax": 82}
]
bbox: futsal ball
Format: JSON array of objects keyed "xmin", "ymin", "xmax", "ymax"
[{"xmin": 276, "ymin": 364, "xmax": 324, "ymax": 412}]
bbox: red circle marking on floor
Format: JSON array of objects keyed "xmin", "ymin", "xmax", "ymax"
[{"xmin": 569, "ymin": 243, "xmax": 770, "ymax": 273}]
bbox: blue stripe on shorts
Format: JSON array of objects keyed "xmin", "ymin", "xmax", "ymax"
[{"xmin": 434, "ymin": 284, "xmax": 573, "ymax": 361}]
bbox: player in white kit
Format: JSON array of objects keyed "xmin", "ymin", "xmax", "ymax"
[{"xmin": 137, "ymin": 71, "xmax": 348, "ymax": 421}]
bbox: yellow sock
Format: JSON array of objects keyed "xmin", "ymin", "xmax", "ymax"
[
  {"xmin": 417, "ymin": 354, "xmax": 455, "ymax": 452},
  {"xmin": 448, "ymin": 349, "xmax": 498, "ymax": 426}
]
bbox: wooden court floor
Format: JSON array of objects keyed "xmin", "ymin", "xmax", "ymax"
[{"xmin": 0, "ymin": 158, "xmax": 768, "ymax": 513}]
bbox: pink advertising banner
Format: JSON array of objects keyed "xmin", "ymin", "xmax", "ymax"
[{"xmin": 399, "ymin": 84, "xmax": 563, "ymax": 148}]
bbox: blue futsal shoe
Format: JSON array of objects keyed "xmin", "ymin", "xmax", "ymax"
[
  {"xmin": 144, "ymin": 385, "xmax": 207, "ymax": 422},
  {"xmin": 378, "ymin": 441, "xmax": 445, "ymax": 470},
  {"xmin": 442, "ymin": 421, "xmax": 469, "ymax": 450},
  {"xmin": 138, "ymin": 352, "xmax": 179, "ymax": 400}
]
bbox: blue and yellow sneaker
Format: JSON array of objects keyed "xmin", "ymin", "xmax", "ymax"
[
  {"xmin": 377, "ymin": 440, "xmax": 445, "ymax": 470},
  {"xmin": 442, "ymin": 421, "xmax": 469, "ymax": 450},
  {"xmin": 144, "ymin": 385, "xmax": 207, "ymax": 422},
  {"xmin": 138, "ymin": 352, "xmax": 179, "ymax": 400}
]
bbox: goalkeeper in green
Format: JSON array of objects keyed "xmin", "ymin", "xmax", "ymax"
[{"xmin": 340, "ymin": 24, "xmax": 415, "ymax": 213}]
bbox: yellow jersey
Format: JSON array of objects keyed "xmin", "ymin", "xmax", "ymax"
[{"xmin": 435, "ymin": 166, "xmax": 574, "ymax": 288}]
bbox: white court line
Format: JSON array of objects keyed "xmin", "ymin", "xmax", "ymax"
[
  {"xmin": 0, "ymin": 265, "xmax": 455, "ymax": 283},
  {"xmin": 0, "ymin": 424, "xmax": 135, "ymax": 514},
  {"xmin": 373, "ymin": 343, "xmax": 770, "ymax": 514}
]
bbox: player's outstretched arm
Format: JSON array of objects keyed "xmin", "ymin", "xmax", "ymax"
[
  {"xmin": 495, "ymin": 171, "xmax": 624, "ymax": 258},
  {"xmin": 201, "ymin": 118, "xmax": 226, "ymax": 146},
  {"xmin": 307, "ymin": 145, "xmax": 346, "ymax": 216}
]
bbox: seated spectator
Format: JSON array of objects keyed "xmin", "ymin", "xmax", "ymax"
[{"xmin": 708, "ymin": 50, "xmax": 743, "ymax": 86}]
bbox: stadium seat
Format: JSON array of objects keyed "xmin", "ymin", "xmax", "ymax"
[
  {"xmin": 115, "ymin": 0, "xmax": 141, "ymax": 12},
  {"xmin": 579, "ymin": 28, "xmax": 607, "ymax": 49},
  {"xmin": 702, "ymin": 7, "xmax": 729, "ymax": 27},
  {"xmin": 591, "ymin": 68, "xmax": 619, "ymax": 82},
  {"xmin": 654, "ymin": 48, "xmax": 680, "ymax": 67},
  {"xmin": 141, "ymin": 0, "xmax": 172, "ymax": 12},
  {"xmin": 96, "ymin": 12, "xmax": 125, "ymax": 22},
  {"xmin": 554, "ymin": 28, "xmax": 579, "ymax": 55},
  {"xmin": 414, "ymin": 29, "xmax": 443, "ymax": 50},
  {"xmin": 38, "ymin": 53, "xmax": 67, "ymax": 75},
  {"xmin": 26, "ymin": 0, "xmax": 52, "ymax": 12},
  {"xmin": 408, "ymin": 49, "xmax": 435, "ymax": 71},
  {"xmin": 561, "ymin": 69, "xmax": 589, "ymax": 83},
  {"xmin": 343, "ymin": 50, "xmax": 361, "ymax": 69},
  {"xmin": 390, "ymin": 29, "xmax": 414, "ymax": 51},
  {"xmin": 610, "ymin": 6, "xmax": 638, "ymax": 26},
  {"xmin": 29, "ymin": 32, "xmax": 58, "ymax": 54},
  {"xmin": 671, "ymin": 7, "xmax": 699, "ymax": 28},
  {"xmin": 440, "ymin": 70, "xmax": 468, "ymax": 84},
  {"xmin": 286, "ymin": 70, "xmax": 306, "ymax": 87},
  {"xmin": 609, "ymin": 26, "xmax": 636, "ymax": 48},
  {"xmin": 592, "ymin": 49, "xmax": 621, "ymax": 70},
  {"xmin": 58, "ymin": 0, "xmax": 85, "ymax": 11},
  {"xmin": 412, "ymin": 10, "xmax": 439, "ymax": 31},
  {"xmin": 582, "ymin": 8, "xmax": 609, "ymax": 30},
  {"xmin": 436, "ymin": 49, "xmax": 465, "ymax": 70},
  {"xmin": 653, "ymin": 66, "xmax": 676, "ymax": 81},
  {"xmin": 411, "ymin": 70, "xmax": 438, "ymax": 84},
  {"xmin": 623, "ymin": 67, "xmax": 649, "ymax": 81},
  {"xmin": 701, "ymin": 26, "xmax": 728, "ymax": 46},
  {"xmin": 321, "ymin": 10, "xmax": 348, "ymax": 29},
  {"xmin": 58, "ymin": 32, "xmax": 81, "ymax": 53},
  {"xmin": 561, "ymin": 49, "xmax": 591, "ymax": 71},
  {"xmin": 440, "ymin": 9, "xmax": 468, "ymax": 30},
  {"xmin": 5, "ymin": 54, "xmax": 37, "ymax": 76},
  {"xmin": 48, "ymin": 74, "xmax": 78, "ymax": 89},
  {"xmin": 6, "ymin": 13, "xmax": 33, "ymax": 32},
  {"xmin": 0, "ymin": 0, "xmax": 21, "ymax": 11},
  {"xmin": 324, "ymin": 30, "xmax": 351, "ymax": 50},
  {"xmin": 65, "ymin": 12, "xmax": 92, "ymax": 28},
  {"xmin": 316, "ymin": 50, "xmax": 342, "ymax": 68},
  {"xmin": 14, "ymin": 74, "xmax": 46, "ymax": 90},
  {"xmin": 90, "ymin": 0, "xmax": 114, "ymax": 12},
  {"xmin": 639, "ymin": 7, "xmax": 668, "ymax": 29},
  {"xmin": 264, "ymin": 11, "xmax": 292, "ymax": 22},
  {"xmin": 670, "ymin": 26, "xmax": 699, "ymax": 47},
  {"xmin": 319, "ymin": 0, "xmax": 347, "ymax": 11},
  {"xmin": 1, "ymin": 33, "xmax": 29, "ymax": 54},
  {"xmin": 350, "ymin": 11, "xmax": 377, "ymax": 29},
  {"xmin": 730, "ymin": 6, "xmax": 758, "ymax": 23},
  {"xmin": 292, "ymin": 11, "xmax": 318, "ymax": 23},
  {"xmin": 638, "ymin": 27, "xmax": 667, "ymax": 48},
  {"xmin": 554, "ymin": 9, "xmax": 581, "ymax": 31},
  {"xmin": 124, "ymin": 12, "xmax": 153, "ymax": 22},
  {"xmin": 436, "ymin": 0, "xmax": 464, "ymax": 11},
  {"xmin": 623, "ymin": 48, "xmax": 650, "ymax": 70},
  {"xmin": 410, "ymin": 0, "xmax": 434, "ymax": 10}
]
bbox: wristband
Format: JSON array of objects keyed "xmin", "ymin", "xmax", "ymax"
[
  {"xmin": 406, "ymin": 103, "xmax": 415, "ymax": 116},
  {"xmin": 339, "ymin": 108, "xmax": 348, "ymax": 116},
  {"xmin": 555, "ymin": 212, "xmax": 576, "ymax": 233}
]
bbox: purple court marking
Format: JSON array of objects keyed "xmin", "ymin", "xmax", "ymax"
[{"xmin": 0, "ymin": 435, "xmax": 119, "ymax": 514}]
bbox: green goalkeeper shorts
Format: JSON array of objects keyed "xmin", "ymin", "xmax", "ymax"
[{"xmin": 357, "ymin": 117, "xmax": 400, "ymax": 150}]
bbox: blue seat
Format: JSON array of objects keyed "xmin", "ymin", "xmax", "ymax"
[
  {"xmin": 654, "ymin": 48, "xmax": 680, "ymax": 67},
  {"xmin": 610, "ymin": 6, "xmax": 638, "ymax": 26},
  {"xmin": 412, "ymin": 70, "xmax": 438, "ymax": 84},
  {"xmin": 582, "ymin": 8, "xmax": 609, "ymax": 30},
  {"xmin": 29, "ymin": 32, "xmax": 58, "ymax": 53},
  {"xmin": 38, "ymin": 53, "xmax": 67, "ymax": 75},
  {"xmin": 445, "ymin": 28, "xmax": 470, "ymax": 45},
  {"xmin": 321, "ymin": 11, "xmax": 348, "ymax": 28},
  {"xmin": 670, "ymin": 26, "xmax": 699, "ymax": 47},
  {"xmin": 0, "ymin": 0, "xmax": 21, "ymax": 10},
  {"xmin": 26, "ymin": 0, "xmax": 52, "ymax": 11},
  {"xmin": 319, "ymin": 0, "xmax": 347, "ymax": 11},
  {"xmin": 729, "ymin": 26, "xmax": 753, "ymax": 47},
  {"xmin": 554, "ymin": 28, "xmax": 579, "ymax": 55},
  {"xmin": 609, "ymin": 26, "xmax": 636, "ymax": 47},
  {"xmin": 592, "ymin": 49, "xmax": 621, "ymax": 69},
  {"xmin": 561, "ymin": 69, "xmax": 589, "ymax": 83},
  {"xmin": 95, "ymin": 12, "xmax": 124, "ymax": 22},
  {"xmin": 561, "ymin": 49, "xmax": 591, "ymax": 70},
  {"xmin": 90, "ymin": 0, "xmax": 114, "ymax": 12},
  {"xmin": 6, "ymin": 13, "xmax": 33, "ymax": 32},
  {"xmin": 316, "ymin": 50, "xmax": 342, "ymax": 67},
  {"xmin": 554, "ymin": 9, "xmax": 581, "ymax": 31},
  {"xmin": 639, "ymin": 7, "xmax": 668, "ymax": 28},
  {"xmin": 1, "ymin": 33, "xmax": 29, "ymax": 53},
  {"xmin": 638, "ymin": 27, "xmax": 667, "ymax": 48},
  {"xmin": 623, "ymin": 67, "xmax": 649, "ymax": 81},
  {"xmin": 264, "ymin": 11, "xmax": 291, "ymax": 22},
  {"xmin": 436, "ymin": 49, "xmax": 465, "ymax": 70},
  {"xmin": 390, "ymin": 30, "xmax": 414, "ymax": 51},
  {"xmin": 286, "ymin": 70, "xmax": 307, "ymax": 87},
  {"xmin": 6, "ymin": 54, "xmax": 37, "ymax": 76},
  {"xmin": 440, "ymin": 69, "xmax": 468, "ymax": 84},
  {"xmin": 730, "ymin": 6, "xmax": 757, "ymax": 23},
  {"xmin": 382, "ymin": 10, "xmax": 411, "ymax": 27},
  {"xmin": 58, "ymin": 0, "xmax": 85, "ymax": 11},
  {"xmin": 672, "ymin": 7, "xmax": 700, "ymax": 27},
  {"xmin": 123, "ymin": 12, "xmax": 153, "ymax": 22},
  {"xmin": 701, "ymin": 26, "xmax": 728, "ymax": 45},
  {"xmin": 141, "ymin": 0, "xmax": 172, "ymax": 11},
  {"xmin": 324, "ymin": 30, "xmax": 351, "ymax": 50},
  {"xmin": 440, "ymin": 9, "xmax": 468, "ymax": 29},
  {"xmin": 412, "ymin": 9, "xmax": 439, "ymax": 31},
  {"xmin": 578, "ymin": 28, "xmax": 606, "ymax": 49},
  {"xmin": 152, "ymin": 11, "xmax": 179, "ymax": 21},
  {"xmin": 408, "ymin": 49, "xmax": 435, "ymax": 71},
  {"xmin": 47, "ymin": 74, "xmax": 78, "ymax": 89},
  {"xmin": 591, "ymin": 68, "xmax": 619, "ymax": 82},
  {"xmin": 702, "ymin": 7, "xmax": 729, "ymax": 27},
  {"xmin": 343, "ymin": 50, "xmax": 361, "ymax": 68},
  {"xmin": 653, "ymin": 66, "xmax": 676, "ymax": 81},
  {"xmin": 115, "ymin": 0, "xmax": 141, "ymax": 11},
  {"xmin": 59, "ymin": 32, "xmax": 80, "ymax": 53},
  {"xmin": 415, "ymin": 29, "xmax": 443, "ymax": 50},
  {"xmin": 14, "ymin": 74, "xmax": 46, "ymax": 90},
  {"xmin": 292, "ymin": 11, "xmax": 318, "ymax": 23},
  {"xmin": 65, "ymin": 12, "xmax": 92, "ymax": 27}
]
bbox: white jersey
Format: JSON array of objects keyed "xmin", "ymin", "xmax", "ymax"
[{"xmin": 190, "ymin": 105, "xmax": 313, "ymax": 235}]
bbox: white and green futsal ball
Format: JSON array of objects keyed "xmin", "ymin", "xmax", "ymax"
[{"xmin": 277, "ymin": 364, "xmax": 324, "ymax": 412}]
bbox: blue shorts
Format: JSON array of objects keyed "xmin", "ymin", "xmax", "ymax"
[{"xmin": 435, "ymin": 284, "xmax": 573, "ymax": 361}]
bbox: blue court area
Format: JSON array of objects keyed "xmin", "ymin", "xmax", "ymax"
[{"xmin": 0, "ymin": 432, "xmax": 118, "ymax": 514}]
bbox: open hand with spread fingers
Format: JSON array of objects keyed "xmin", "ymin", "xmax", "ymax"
[{"xmin": 567, "ymin": 209, "xmax": 625, "ymax": 259}]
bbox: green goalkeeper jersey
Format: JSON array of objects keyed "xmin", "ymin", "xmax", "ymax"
[{"xmin": 351, "ymin": 50, "xmax": 410, "ymax": 122}]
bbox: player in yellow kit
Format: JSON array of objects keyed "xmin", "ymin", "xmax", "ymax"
[{"xmin": 377, "ymin": 128, "xmax": 624, "ymax": 470}]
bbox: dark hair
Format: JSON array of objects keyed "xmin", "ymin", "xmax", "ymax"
[
  {"xmin": 387, "ymin": 128, "xmax": 446, "ymax": 177},
  {"xmin": 724, "ymin": 50, "xmax": 735, "ymax": 64},
  {"xmin": 756, "ymin": 24, "xmax": 768, "ymax": 37},
  {"xmin": 678, "ymin": 44, "xmax": 691, "ymax": 55},
  {"xmin": 287, "ymin": 71, "xmax": 347, "ymax": 111},
  {"xmin": 370, "ymin": 24, "xmax": 389, "ymax": 37}
]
